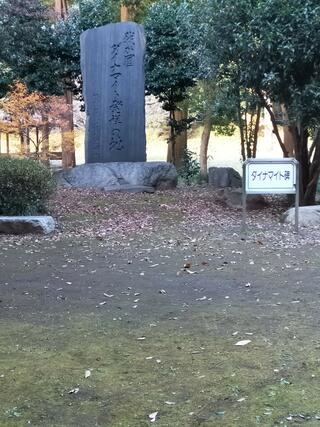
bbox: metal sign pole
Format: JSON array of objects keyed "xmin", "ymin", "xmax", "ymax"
[
  {"xmin": 242, "ymin": 162, "xmax": 247, "ymax": 234},
  {"xmin": 295, "ymin": 162, "xmax": 300, "ymax": 233}
]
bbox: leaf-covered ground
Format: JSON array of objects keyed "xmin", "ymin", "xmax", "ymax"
[{"xmin": 1, "ymin": 188, "xmax": 320, "ymax": 426}]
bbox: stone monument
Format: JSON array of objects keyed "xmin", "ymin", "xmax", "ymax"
[
  {"xmin": 80, "ymin": 22, "xmax": 146, "ymax": 163},
  {"xmin": 57, "ymin": 22, "xmax": 177, "ymax": 192}
]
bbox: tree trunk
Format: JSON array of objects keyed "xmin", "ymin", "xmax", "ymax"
[
  {"xmin": 25, "ymin": 128, "xmax": 30, "ymax": 155},
  {"xmin": 55, "ymin": 1, "xmax": 76, "ymax": 169},
  {"xmin": 237, "ymin": 89, "xmax": 246, "ymax": 161},
  {"xmin": 289, "ymin": 124, "xmax": 309, "ymax": 204},
  {"xmin": 238, "ymin": 112, "xmax": 246, "ymax": 161},
  {"xmin": 55, "ymin": 0, "xmax": 68, "ymax": 18},
  {"xmin": 61, "ymin": 88, "xmax": 76, "ymax": 169},
  {"xmin": 6, "ymin": 133, "xmax": 9, "ymax": 154},
  {"xmin": 20, "ymin": 132, "xmax": 27, "ymax": 156},
  {"xmin": 251, "ymin": 106, "xmax": 261, "ymax": 158},
  {"xmin": 36, "ymin": 127, "xmax": 40, "ymax": 152},
  {"xmin": 283, "ymin": 126, "xmax": 295, "ymax": 157},
  {"xmin": 302, "ymin": 129, "xmax": 320, "ymax": 205},
  {"xmin": 41, "ymin": 116, "xmax": 50, "ymax": 163},
  {"xmin": 200, "ymin": 116, "xmax": 213, "ymax": 179},
  {"xmin": 167, "ymin": 109, "xmax": 187, "ymax": 168},
  {"xmin": 257, "ymin": 91, "xmax": 289, "ymax": 157},
  {"xmin": 244, "ymin": 104, "xmax": 251, "ymax": 158},
  {"xmin": 120, "ymin": 4, "xmax": 136, "ymax": 21},
  {"xmin": 120, "ymin": 5, "xmax": 130, "ymax": 21},
  {"xmin": 167, "ymin": 110, "xmax": 176, "ymax": 165},
  {"xmin": 280, "ymin": 105, "xmax": 295, "ymax": 157}
]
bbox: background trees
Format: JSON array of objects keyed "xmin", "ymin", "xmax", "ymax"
[
  {"xmin": 0, "ymin": 82, "xmax": 68, "ymax": 158},
  {"xmin": 0, "ymin": 0, "xmax": 80, "ymax": 166},
  {"xmin": 144, "ymin": 0, "xmax": 198, "ymax": 167},
  {"xmin": 247, "ymin": 0, "xmax": 320, "ymax": 205},
  {"xmin": 1, "ymin": 0, "xmax": 320, "ymax": 203},
  {"xmin": 193, "ymin": 0, "xmax": 320, "ymax": 204}
]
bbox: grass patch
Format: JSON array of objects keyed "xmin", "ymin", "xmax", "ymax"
[{"xmin": 1, "ymin": 308, "xmax": 320, "ymax": 426}]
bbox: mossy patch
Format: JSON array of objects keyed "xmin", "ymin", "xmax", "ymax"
[{"xmin": 1, "ymin": 307, "xmax": 320, "ymax": 427}]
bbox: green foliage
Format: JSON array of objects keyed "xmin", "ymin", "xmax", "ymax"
[
  {"xmin": 144, "ymin": 0, "xmax": 199, "ymax": 164},
  {"xmin": 78, "ymin": 0, "xmax": 118, "ymax": 30},
  {"xmin": 0, "ymin": 0, "xmax": 156, "ymax": 97},
  {"xmin": 188, "ymin": 79, "xmax": 237, "ymax": 135},
  {"xmin": 208, "ymin": 0, "xmax": 320, "ymax": 130},
  {"xmin": 0, "ymin": 158, "xmax": 55, "ymax": 215},
  {"xmin": 78, "ymin": 0, "xmax": 155, "ymax": 27},
  {"xmin": 0, "ymin": 62, "xmax": 14, "ymax": 98},
  {"xmin": 178, "ymin": 149, "xmax": 201, "ymax": 186},
  {"xmin": 0, "ymin": 0, "xmax": 82, "ymax": 96},
  {"xmin": 144, "ymin": 0, "xmax": 198, "ymax": 112},
  {"xmin": 205, "ymin": 0, "xmax": 320, "ymax": 201},
  {"xmin": 257, "ymin": 0, "xmax": 320, "ymax": 128}
]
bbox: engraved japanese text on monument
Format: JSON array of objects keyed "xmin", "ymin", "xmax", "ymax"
[{"xmin": 80, "ymin": 22, "xmax": 146, "ymax": 163}]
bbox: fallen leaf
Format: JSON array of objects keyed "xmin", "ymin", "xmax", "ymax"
[
  {"xmin": 149, "ymin": 411, "xmax": 158, "ymax": 423},
  {"xmin": 235, "ymin": 340, "xmax": 251, "ymax": 346}
]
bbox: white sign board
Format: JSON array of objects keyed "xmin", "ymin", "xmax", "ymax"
[
  {"xmin": 245, "ymin": 159, "xmax": 297, "ymax": 194},
  {"xmin": 242, "ymin": 158, "xmax": 300, "ymax": 233}
]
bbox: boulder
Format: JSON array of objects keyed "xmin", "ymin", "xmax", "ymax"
[
  {"xmin": 56, "ymin": 162, "xmax": 177, "ymax": 191},
  {"xmin": 208, "ymin": 167, "xmax": 242, "ymax": 188},
  {"xmin": 0, "ymin": 216, "xmax": 55, "ymax": 235},
  {"xmin": 217, "ymin": 188, "xmax": 269, "ymax": 210},
  {"xmin": 281, "ymin": 205, "xmax": 320, "ymax": 227}
]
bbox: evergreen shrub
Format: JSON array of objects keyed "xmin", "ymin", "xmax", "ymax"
[{"xmin": 0, "ymin": 157, "xmax": 55, "ymax": 215}]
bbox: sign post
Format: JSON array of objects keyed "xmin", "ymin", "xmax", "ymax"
[{"xmin": 242, "ymin": 158, "xmax": 300, "ymax": 233}]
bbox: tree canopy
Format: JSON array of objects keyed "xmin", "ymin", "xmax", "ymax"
[
  {"xmin": 0, "ymin": 0, "xmax": 81, "ymax": 95},
  {"xmin": 1, "ymin": 0, "xmax": 320, "ymax": 202}
]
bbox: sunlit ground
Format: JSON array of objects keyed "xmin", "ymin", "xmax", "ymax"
[{"xmin": 0, "ymin": 122, "xmax": 283, "ymax": 173}]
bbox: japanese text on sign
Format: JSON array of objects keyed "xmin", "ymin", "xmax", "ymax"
[
  {"xmin": 108, "ymin": 31, "xmax": 136, "ymax": 152},
  {"xmin": 245, "ymin": 160, "xmax": 297, "ymax": 194},
  {"xmin": 251, "ymin": 170, "xmax": 291, "ymax": 182}
]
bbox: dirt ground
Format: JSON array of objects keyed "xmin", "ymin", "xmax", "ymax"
[{"xmin": 1, "ymin": 188, "xmax": 320, "ymax": 427}]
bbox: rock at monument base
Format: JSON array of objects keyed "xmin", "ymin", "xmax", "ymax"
[
  {"xmin": 208, "ymin": 167, "xmax": 242, "ymax": 188},
  {"xmin": 217, "ymin": 188, "xmax": 269, "ymax": 210},
  {"xmin": 0, "ymin": 216, "xmax": 55, "ymax": 235},
  {"xmin": 56, "ymin": 162, "xmax": 177, "ymax": 191},
  {"xmin": 281, "ymin": 205, "xmax": 320, "ymax": 227}
]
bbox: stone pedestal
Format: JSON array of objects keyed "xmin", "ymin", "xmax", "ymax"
[{"xmin": 56, "ymin": 162, "xmax": 178, "ymax": 191}]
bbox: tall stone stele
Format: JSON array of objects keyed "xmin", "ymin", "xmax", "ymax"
[{"xmin": 80, "ymin": 22, "xmax": 146, "ymax": 163}]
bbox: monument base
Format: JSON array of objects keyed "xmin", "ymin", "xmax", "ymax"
[{"xmin": 56, "ymin": 162, "xmax": 177, "ymax": 192}]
